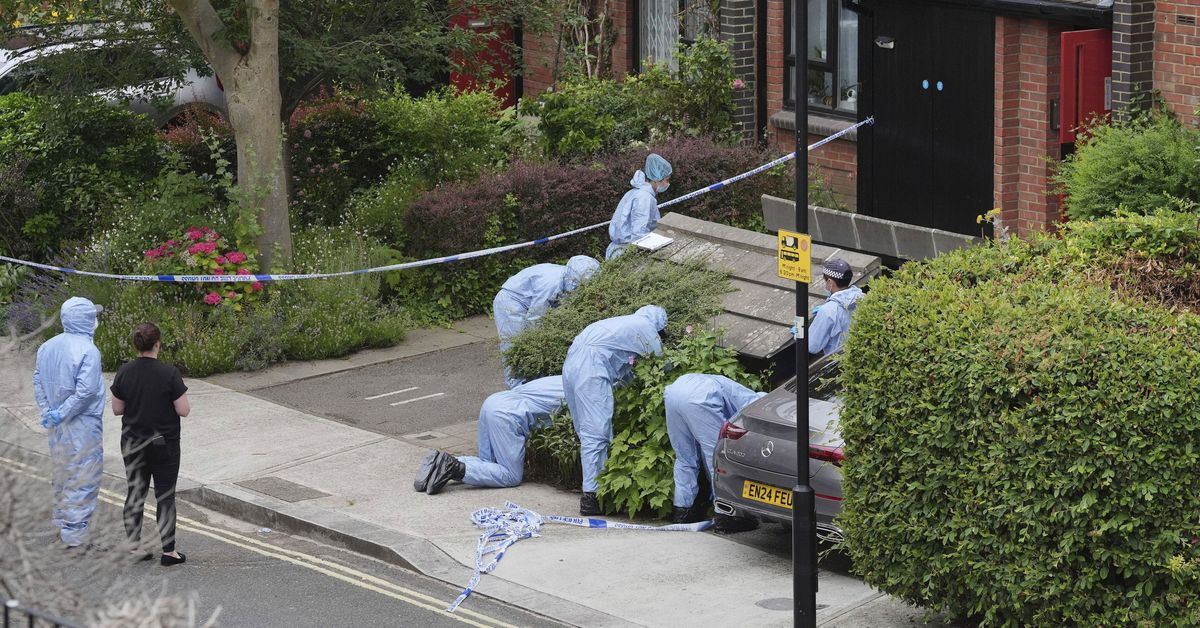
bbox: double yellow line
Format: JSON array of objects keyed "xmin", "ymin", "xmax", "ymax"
[{"xmin": 0, "ymin": 455, "xmax": 519, "ymax": 628}]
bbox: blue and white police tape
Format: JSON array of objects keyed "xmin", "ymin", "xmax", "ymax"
[
  {"xmin": 0, "ymin": 117, "xmax": 874, "ymax": 285},
  {"xmin": 447, "ymin": 501, "xmax": 711, "ymax": 612}
]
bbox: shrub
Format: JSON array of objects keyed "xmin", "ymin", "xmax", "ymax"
[
  {"xmin": 0, "ymin": 93, "xmax": 163, "ymax": 259},
  {"xmin": 838, "ymin": 211, "xmax": 1200, "ymax": 626},
  {"xmin": 140, "ymin": 226, "xmax": 263, "ymax": 309},
  {"xmin": 1054, "ymin": 114, "xmax": 1200, "ymax": 220},
  {"xmin": 370, "ymin": 88, "xmax": 508, "ymax": 184},
  {"xmin": 529, "ymin": 38, "xmax": 738, "ymax": 159},
  {"xmin": 12, "ymin": 228, "xmax": 409, "ymax": 377},
  {"xmin": 288, "ymin": 91, "xmax": 388, "ymax": 226},
  {"xmin": 158, "ymin": 106, "xmax": 236, "ymax": 180},
  {"xmin": 503, "ymin": 252, "xmax": 731, "ymax": 381},
  {"xmin": 526, "ymin": 328, "xmax": 764, "ymax": 518}
]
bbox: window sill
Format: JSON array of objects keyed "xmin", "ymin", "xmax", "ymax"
[{"xmin": 770, "ymin": 110, "xmax": 860, "ymax": 142}]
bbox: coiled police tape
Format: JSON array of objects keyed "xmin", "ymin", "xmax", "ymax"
[
  {"xmin": 448, "ymin": 501, "xmax": 712, "ymax": 612},
  {"xmin": 0, "ymin": 117, "xmax": 874, "ymax": 284}
]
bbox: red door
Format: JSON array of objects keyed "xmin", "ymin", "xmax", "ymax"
[
  {"xmin": 1060, "ymin": 29, "xmax": 1112, "ymax": 144},
  {"xmin": 450, "ymin": 11, "xmax": 516, "ymax": 108}
]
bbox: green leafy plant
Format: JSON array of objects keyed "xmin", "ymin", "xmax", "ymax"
[
  {"xmin": 599, "ymin": 328, "xmax": 765, "ymax": 517},
  {"xmin": 838, "ymin": 209, "xmax": 1200, "ymax": 626},
  {"xmin": 1054, "ymin": 113, "xmax": 1200, "ymax": 220},
  {"xmin": 503, "ymin": 252, "xmax": 731, "ymax": 381},
  {"xmin": 525, "ymin": 327, "xmax": 765, "ymax": 518},
  {"xmin": 0, "ymin": 93, "xmax": 162, "ymax": 259}
]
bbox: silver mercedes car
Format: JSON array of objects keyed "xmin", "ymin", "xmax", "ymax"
[{"xmin": 713, "ymin": 355, "xmax": 845, "ymax": 541}]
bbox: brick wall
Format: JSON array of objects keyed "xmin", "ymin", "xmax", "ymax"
[
  {"xmin": 1153, "ymin": 1, "xmax": 1200, "ymax": 119},
  {"xmin": 519, "ymin": 0, "xmax": 636, "ymax": 99},
  {"xmin": 1112, "ymin": 0, "xmax": 1156, "ymax": 116},
  {"xmin": 721, "ymin": 0, "xmax": 759, "ymax": 139},
  {"xmin": 993, "ymin": 16, "xmax": 1063, "ymax": 237},
  {"xmin": 762, "ymin": 0, "xmax": 858, "ymax": 210}
]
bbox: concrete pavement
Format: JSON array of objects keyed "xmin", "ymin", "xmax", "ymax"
[{"xmin": 0, "ymin": 319, "xmax": 945, "ymax": 627}]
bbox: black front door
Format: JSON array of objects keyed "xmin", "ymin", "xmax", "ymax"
[{"xmin": 858, "ymin": 1, "xmax": 995, "ymax": 235}]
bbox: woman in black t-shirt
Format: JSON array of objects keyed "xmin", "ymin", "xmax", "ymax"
[{"xmin": 110, "ymin": 322, "xmax": 191, "ymax": 566}]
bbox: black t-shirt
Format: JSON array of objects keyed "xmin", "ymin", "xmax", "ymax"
[{"xmin": 111, "ymin": 357, "xmax": 188, "ymax": 439}]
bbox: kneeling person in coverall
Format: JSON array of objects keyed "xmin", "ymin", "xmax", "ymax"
[
  {"xmin": 563, "ymin": 305, "xmax": 668, "ymax": 515},
  {"xmin": 606, "ymin": 153, "xmax": 672, "ymax": 259},
  {"xmin": 664, "ymin": 374, "xmax": 765, "ymax": 526},
  {"xmin": 415, "ymin": 376, "xmax": 566, "ymax": 494},
  {"xmin": 33, "ymin": 297, "xmax": 105, "ymax": 548},
  {"xmin": 494, "ymin": 256, "xmax": 601, "ymax": 388}
]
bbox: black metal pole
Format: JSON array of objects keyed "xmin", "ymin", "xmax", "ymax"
[{"xmin": 792, "ymin": 0, "xmax": 817, "ymax": 625}]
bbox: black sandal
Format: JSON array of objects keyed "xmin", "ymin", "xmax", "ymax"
[{"xmin": 160, "ymin": 552, "xmax": 187, "ymax": 566}]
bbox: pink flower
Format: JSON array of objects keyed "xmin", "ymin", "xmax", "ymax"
[
  {"xmin": 251, "ymin": 282, "xmax": 264, "ymax": 292},
  {"xmin": 732, "ymin": 78, "xmax": 746, "ymax": 90},
  {"xmin": 212, "ymin": 268, "xmax": 226, "ymax": 275},
  {"xmin": 226, "ymin": 291, "xmax": 237, "ymax": 300},
  {"xmin": 144, "ymin": 249, "xmax": 161, "ymax": 259},
  {"xmin": 685, "ymin": 325, "xmax": 694, "ymax": 334},
  {"xmin": 628, "ymin": 355, "xmax": 636, "ymax": 365},
  {"xmin": 166, "ymin": 239, "xmax": 178, "ymax": 246},
  {"xmin": 236, "ymin": 267, "xmax": 252, "ymax": 276},
  {"xmin": 227, "ymin": 251, "xmax": 247, "ymax": 264},
  {"xmin": 188, "ymin": 242, "xmax": 217, "ymax": 255},
  {"xmin": 185, "ymin": 228, "xmax": 204, "ymax": 241},
  {"xmin": 204, "ymin": 292, "xmax": 222, "ymax": 305},
  {"xmin": 215, "ymin": 255, "xmax": 227, "ymax": 265}
]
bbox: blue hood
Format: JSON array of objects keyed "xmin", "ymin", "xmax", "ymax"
[
  {"xmin": 563, "ymin": 256, "xmax": 601, "ymax": 292},
  {"xmin": 629, "ymin": 170, "xmax": 657, "ymax": 196},
  {"xmin": 60, "ymin": 297, "xmax": 98, "ymax": 337},
  {"xmin": 827, "ymin": 286, "xmax": 864, "ymax": 313},
  {"xmin": 636, "ymin": 305, "xmax": 668, "ymax": 332}
]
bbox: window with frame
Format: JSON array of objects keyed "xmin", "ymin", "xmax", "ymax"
[
  {"xmin": 784, "ymin": 0, "xmax": 858, "ymax": 116},
  {"xmin": 639, "ymin": 0, "xmax": 712, "ymax": 70}
]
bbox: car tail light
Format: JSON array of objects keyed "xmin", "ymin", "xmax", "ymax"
[
  {"xmin": 808, "ymin": 444, "xmax": 845, "ymax": 466},
  {"xmin": 718, "ymin": 420, "xmax": 747, "ymax": 441}
]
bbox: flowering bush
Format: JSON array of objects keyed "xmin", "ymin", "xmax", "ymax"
[{"xmin": 141, "ymin": 226, "xmax": 263, "ymax": 308}]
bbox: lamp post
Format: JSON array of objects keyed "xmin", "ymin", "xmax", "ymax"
[{"xmin": 792, "ymin": 0, "xmax": 818, "ymax": 625}]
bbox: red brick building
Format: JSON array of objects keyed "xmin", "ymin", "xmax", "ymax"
[{"xmin": 518, "ymin": 0, "xmax": 1200, "ymax": 237}]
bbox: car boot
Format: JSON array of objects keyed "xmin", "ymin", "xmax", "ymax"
[
  {"xmin": 426, "ymin": 452, "xmax": 466, "ymax": 495},
  {"xmin": 713, "ymin": 513, "xmax": 759, "ymax": 534},
  {"xmin": 579, "ymin": 492, "xmax": 602, "ymax": 516},
  {"xmin": 413, "ymin": 450, "xmax": 439, "ymax": 492}
]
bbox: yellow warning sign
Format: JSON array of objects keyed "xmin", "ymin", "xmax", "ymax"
[{"xmin": 777, "ymin": 230, "xmax": 812, "ymax": 282}]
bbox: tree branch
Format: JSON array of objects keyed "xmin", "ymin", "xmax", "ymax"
[{"xmin": 166, "ymin": 0, "xmax": 238, "ymax": 79}]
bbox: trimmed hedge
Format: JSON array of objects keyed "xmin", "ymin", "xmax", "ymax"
[{"xmin": 838, "ymin": 211, "xmax": 1200, "ymax": 626}]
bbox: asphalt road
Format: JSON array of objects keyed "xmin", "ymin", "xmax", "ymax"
[
  {"xmin": 253, "ymin": 342, "xmax": 506, "ymax": 438},
  {"xmin": 0, "ymin": 452, "xmax": 562, "ymax": 628}
]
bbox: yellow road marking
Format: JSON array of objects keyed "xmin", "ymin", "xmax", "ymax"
[{"xmin": 0, "ymin": 455, "xmax": 516, "ymax": 628}]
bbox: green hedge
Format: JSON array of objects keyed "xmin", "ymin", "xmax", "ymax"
[
  {"xmin": 1054, "ymin": 114, "xmax": 1200, "ymax": 220},
  {"xmin": 838, "ymin": 211, "xmax": 1200, "ymax": 626}
]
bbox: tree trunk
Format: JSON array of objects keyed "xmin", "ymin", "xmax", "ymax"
[{"xmin": 169, "ymin": 0, "xmax": 293, "ymax": 270}]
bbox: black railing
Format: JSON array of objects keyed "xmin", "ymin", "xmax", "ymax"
[{"xmin": 2, "ymin": 599, "xmax": 82, "ymax": 628}]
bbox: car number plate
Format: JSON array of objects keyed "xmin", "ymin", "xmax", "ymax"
[{"xmin": 742, "ymin": 480, "xmax": 792, "ymax": 509}]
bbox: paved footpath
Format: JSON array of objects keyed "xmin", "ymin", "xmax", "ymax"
[{"xmin": 0, "ymin": 318, "xmax": 946, "ymax": 627}]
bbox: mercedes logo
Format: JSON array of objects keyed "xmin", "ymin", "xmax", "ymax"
[{"xmin": 761, "ymin": 441, "xmax": 774, "ymax": 458}]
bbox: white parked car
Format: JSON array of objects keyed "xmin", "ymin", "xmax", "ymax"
[{"xmin": 0, "ymin": 38, "xmax": 226, "ymax": 126}]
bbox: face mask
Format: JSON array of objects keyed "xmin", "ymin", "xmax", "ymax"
[{"xmin": 657, "ymin": 182, "xmax": 670, "ymax": 193}]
